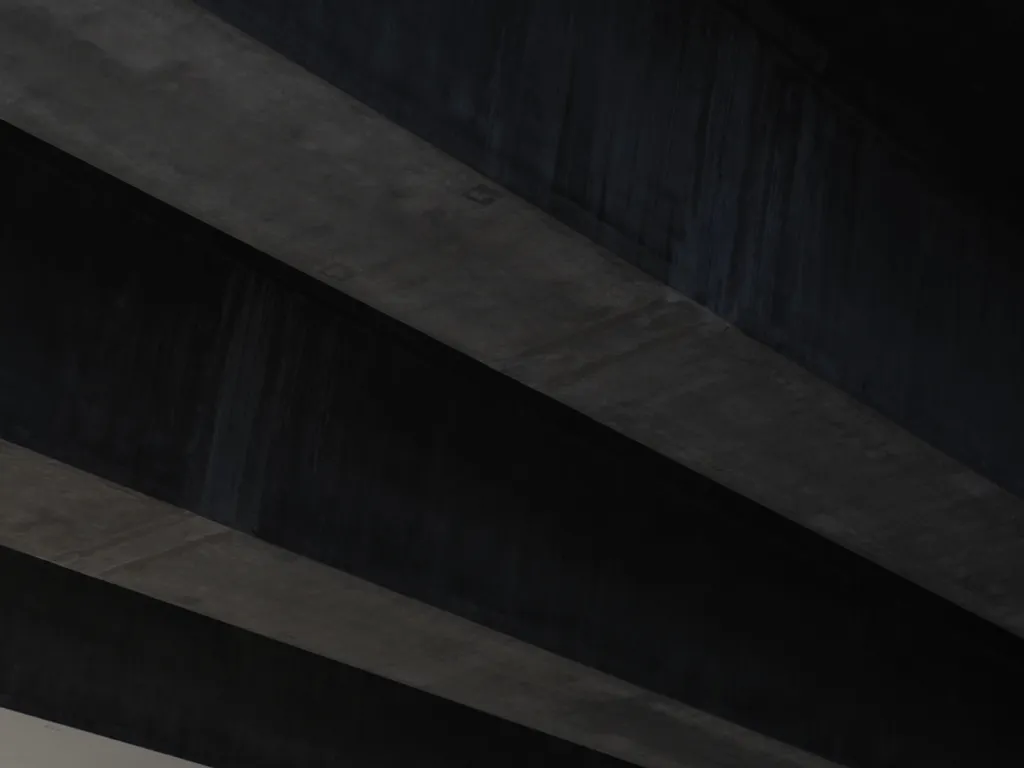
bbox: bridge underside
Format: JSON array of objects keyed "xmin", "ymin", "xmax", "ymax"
[{"xmin": 1, "ymin": 1, "xmax": 1023, "ymax": 767}]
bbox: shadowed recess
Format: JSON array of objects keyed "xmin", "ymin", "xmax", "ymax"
[
  {"xmin": 1, "ymin": 120, "xmax": 1022, "ymax": 766},
  {"xmin": 193, "ymin": 0, "xmax": 1024, "ymax": 502},
  {"xmin": 0, "ymin": 544, "xmax": 633, "ymax": 768}
]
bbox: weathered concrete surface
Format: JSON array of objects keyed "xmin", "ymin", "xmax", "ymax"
[
  {"xmin": 4, "ymin": 120, "xmax": 1024, "ymax": 767},
  {"xmin": 1, "ymin": 0, "xmax": 1023, "ymax": 649},
  {"xmin": 195, "ymin": 0, "xmax": 1024, "ymax": 499},
  {"xmin": 0, "ymin": 440, "xmax": 837, "ymax": 768},
  {"xmin": 1, "ymin": 527, "xmax": 643, "ymax": 768}
]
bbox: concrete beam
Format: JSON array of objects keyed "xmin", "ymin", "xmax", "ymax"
[
  {"xmin": 2, "ymin": 119, "xmax": 1023, "ymax": 766},
  {"xmin": 0, "ymin": 440, "xmax": 835, "ymax": 768},
  {"xmin": 194, "ymin": 0, "xmax": 1024, "ymax": 501},
  {"xmin": 0, "ymin": 518, "xmax": 663, "ymax": 768},
  {"xmin": 1, "ymin": 0, "xmax": 1021, "ymax": 648}
]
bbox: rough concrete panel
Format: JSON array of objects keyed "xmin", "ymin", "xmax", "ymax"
[{"xmin": 1, "ymin": 121, "xmax": 1023, "ymax": 766}]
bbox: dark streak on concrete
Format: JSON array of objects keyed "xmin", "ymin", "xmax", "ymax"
[{"xmin": 193, "ymin": 0, "xmax": 1024, "ymax": 500}]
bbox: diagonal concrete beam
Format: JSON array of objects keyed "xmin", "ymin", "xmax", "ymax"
[
  {"xmin": 0, "ymin": 440, "xmax": 837, "ymax": 768},
  {"xmin": 6, "ymin": 117, "xmax": 1023, "ymax": 766},
  {"xmin": 0, "ymin": 0, "xmax": 1022, "ymax": 681}
]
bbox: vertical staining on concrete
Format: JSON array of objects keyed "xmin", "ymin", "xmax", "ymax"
[{"xmin": 191, "ymin": 0, "xmax": 1024, "ymax": 505}]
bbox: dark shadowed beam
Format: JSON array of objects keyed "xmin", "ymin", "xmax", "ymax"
[
  {"xmin": 0, "ymin": 543, "xmax": 638, "ymax": 768},
  {"xmin": 0, "ymin": 439, "xmax": 838, "ymax": 768}
]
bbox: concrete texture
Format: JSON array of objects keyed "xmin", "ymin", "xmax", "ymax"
[
  {"xmin": 0, "ymin": 709, "xmax": 203, "ymax": 768},
  {"xmin": 2, "ymin": 121, "xmax": 1024, "ymax": 767},
  {"xmin": 194, "ymin": 0, "xmax": 1024, "ymax": 501},
  {"xmin": 2, "ymin": 0, "xmax": 1023, "ymax": 646},
  {"xmin": 0, "ymin": 440, "xmax": 836, "ymax": 768},
  {"xmin": 0, "ymin": 530, "xmax": 645, "ymax": 768}
]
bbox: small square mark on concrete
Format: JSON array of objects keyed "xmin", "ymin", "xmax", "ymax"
[{"xmin": 464, "ymin": 184, "xmax": 501, "ymax": 206}]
